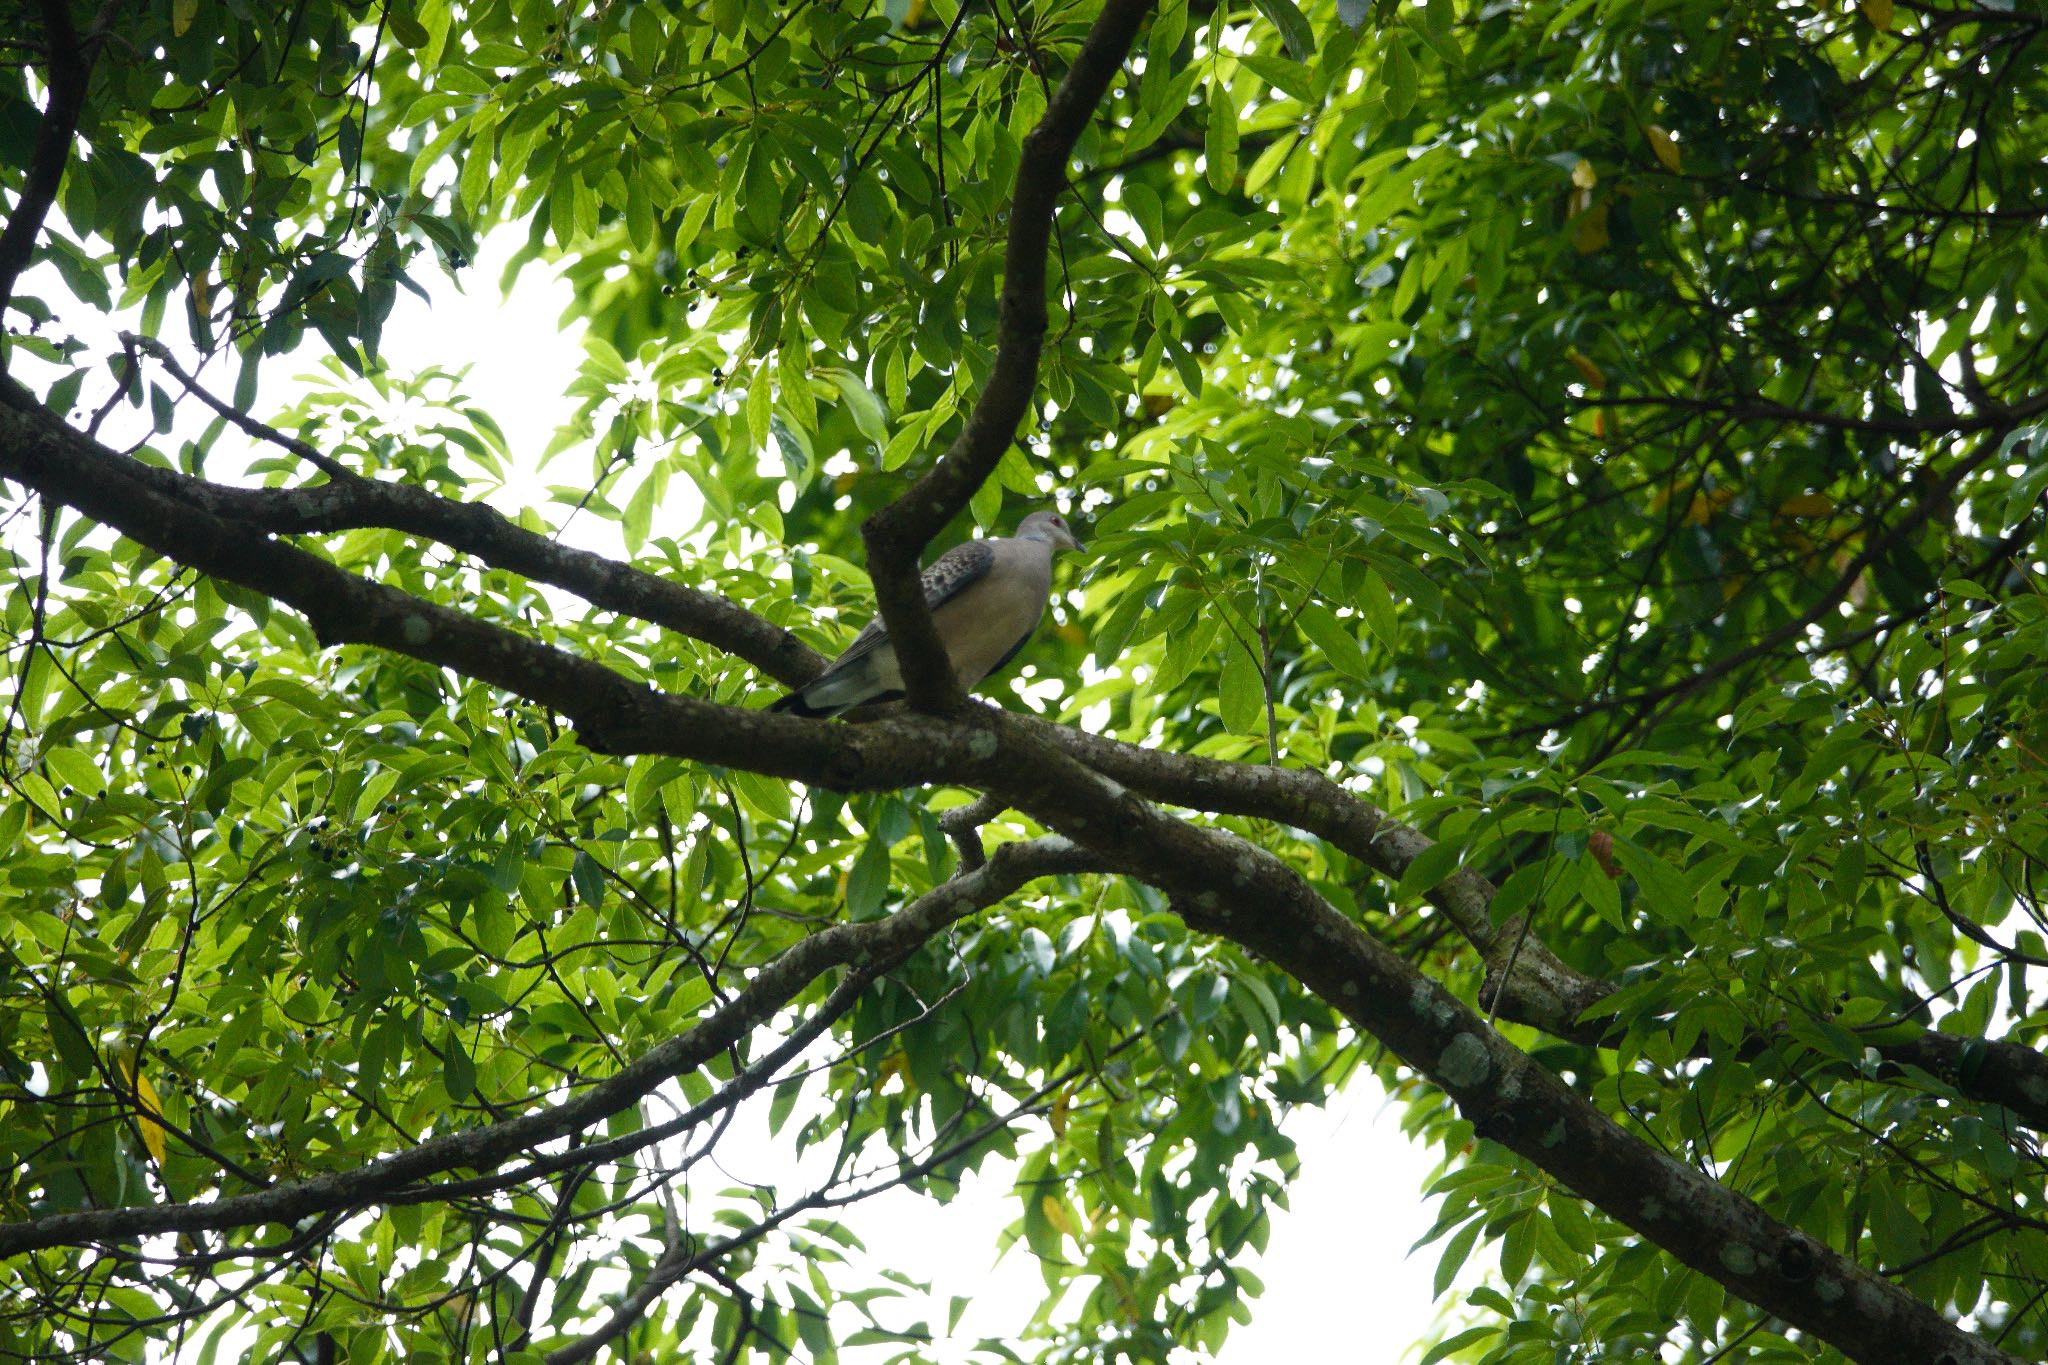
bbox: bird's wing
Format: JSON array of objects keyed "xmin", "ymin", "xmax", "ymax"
[{"xmin": 829, "ymin": 538, "xmax": 997, "ymax": 667}]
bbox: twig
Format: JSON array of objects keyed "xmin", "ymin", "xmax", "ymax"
[{"xmin": 120, "ymin": 332, "xmax": 353, "ymax": 481}]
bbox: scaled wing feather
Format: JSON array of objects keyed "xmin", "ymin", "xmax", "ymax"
[{"xmin": 829, "ymin": 539, "xmax": 996, "ymax": 668}]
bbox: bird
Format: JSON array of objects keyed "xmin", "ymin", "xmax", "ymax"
[{"xmin": 769, "ymin": 510, "xmax": 1085, "ymax": 718}]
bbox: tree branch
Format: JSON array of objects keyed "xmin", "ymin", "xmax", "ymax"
[
  {"xmin": 5, "ymin": 316, "xmax": 2037, "ymax": 1355},
  {"xmin": 122, "ymin": 332, "xmax": 354, "ymax": 480},
  {"xmin": 12, "ymin": 383, "xmax": 2043, "ymax": 1134},
  {"xmin": 958, "ymin": 718, "xmax": 2020, "ymax": 1365},
  {"xmin": 0, "ymin": 0, "xmax": 117, "ymax": 328},
  {"xmin": 0, "ymin": 371, "xmax": 825, "ymax": 687},
  {"xmin": 544, "ymin": 991, "xmax": 1153, "ymax": 1365},
  {"xmin": 0, "ymin": 836, "xmax": 1090, "ymax": 1260},
  {"xmin": 1012, "ymin": 712, "xmax": 2048, "ymax": 1130},
  {"xmin": 860, "ymin": 0, "xmax": 1153, "ymax": 710},
  {"xmin": 1572, "ymin": 386, "xmax": 2048, "ymax": 439}
]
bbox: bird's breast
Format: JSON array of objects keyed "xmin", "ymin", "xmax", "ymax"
[{"xmin": 931, "ymin": 552, "xmax": 1052, "ymax": 687}]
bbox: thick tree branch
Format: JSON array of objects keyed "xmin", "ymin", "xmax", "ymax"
[
  {"xmin": 0, "ymin": 370, "xmax": 825, "ymax": 687},
  {"xmin": 6, "ymin": 319, "xmax": 2038, "ymax": 1352},
  {"xmin": 10, "ymin": 385, "xmax": 2044, "ymax": 1133},
  {"xmin": 0, "ymin": 836, "xmax": 1090, "ymax": 1260},
  {"xmin": 960, "ymin": 717, "xmax": 2020, "ymax": 1365},
  {"xmin": 1011, "ymin": 714, "xmax": 2048, "ymax": 1131},
  {"xmin": 0, "ymin": 0, "xmax": 116, "ymax": 329},
  {"xmin": 860, "ymin": 0, "xmax": 1153, "ymax": 710}
]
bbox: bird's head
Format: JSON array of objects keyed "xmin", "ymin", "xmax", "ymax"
[{"xmin": 1017, "ymin": 509, "xmax": 1085, "ymax": 554}]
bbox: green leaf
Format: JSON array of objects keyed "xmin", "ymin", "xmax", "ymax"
[
  {"xmin": 1205, "ymin": 75, "xmax": 1240, "ymax": 192},
  {"xmin": 1397, "ymin": 839, "xmax": 1463, "ymax": 900},
  {"xmin": 1609, "ymin": 837, "xmax": 1691, "ymax": 927},
  {"xmin": 1294, "ymin": 601, "xmax": 1371, "ymax": 677},
  {"xmin": 970, "ymin": 474, "xmax": 1004, "ymax": 530},
  {"xmin": 622, "ymin": 472, "xmax": 658, "ymax": 553},
  {"xmin": 1549, "ymin": 1191, "xmax": 1596, "ymax": 1254},
  {"xmin": 386, "ymin": 2, "xmax": 430, "ymax": 48},
  {"xmin": 1433, "ymin": 1219, "xmax": 1481, "ymax": 1297},
  {"xmin": 571, "ymin": 850, "xmax": 607, "ymax": 908},
  {"xmin": 1357, "ymin": 570, "xmax": 1400, "ymax": 649},
  {"xmin": 845, "ymin": 836, "xmax": 890, "ymax": 920},
  {"xmin": 353, "ymin": 768, "xmax": 400, "ymax": 823},
  {"xmin": 1421, "ymin": 1325, "xmax": 1497, "ymax": 1365},
  {"xmin": 1219, "ymin": 640, "xmax": 1266, "ymax": 735},
  {"xmin": 746, "ymin": 373, "xmax": 773, "ymax": 453},
  {"xmin": 1487, "ymin": 860, "xmax": 1547, "ymax": 925},
  {"xmin": 1251, "ymin": 0, "xmax": 1316, "ymax": 61},
  {"xmin": 823, "ymin": 367, "xmax": 889, "ymax": 451},
  {"xmin": 1380, "ymin": 36, "xmax": 1417, "ymax": 118},
  {"xmin": 443, "ymin": 1031, "xmax": 475, "ymax": 1102},
  {"xmin": 43, "ymin": 747, "xmax": 103, "ymax": 798}
]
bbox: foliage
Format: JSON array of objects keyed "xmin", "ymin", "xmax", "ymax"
[{"xmin": 1, "ymin": 0, "xmax": 2044, "ymax": 1362}]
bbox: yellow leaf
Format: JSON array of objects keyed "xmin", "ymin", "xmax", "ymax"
[
  {"xmin": 1571, "ymin": 200, "xmax": 1610, "ymax": 254},
  {"xmin": 121, "ymin": 1058, "xmax": 167, "ymax": 1166},
  {"xmin": 1041, "ymin": 1195, "xmax": 1074, "ymax": 1237},
  {"xmin": 1861, "ymin": 0, "xmax": 1893, "ymax": 29},
  {"xmin": 1646, "ymin": 124, "xmax": 1682, "ymax": 173},
  {"xmin": 1570, "ymin": 158, "xmax": 1597, "ymax": 190},
  {"xmin": 1778, "ymin": 493, "xmax": 1835, "ymax": 518},
  {"xmin": 173, "ymin": 0, "xmax": 197, "ymax": 36}
]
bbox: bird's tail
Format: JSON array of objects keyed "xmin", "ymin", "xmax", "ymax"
[
  {"xmin": 768, "ymin": 689, "xmax": 836, "ymax": 718},
  {"xmin": 769, "ymin": 656, "xmax": 893, "ymax": 718}
]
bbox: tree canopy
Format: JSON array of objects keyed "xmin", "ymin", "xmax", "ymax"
[{"xmin": 2, "ymin": 0, "xmax": 2045, "ymax": 1361}]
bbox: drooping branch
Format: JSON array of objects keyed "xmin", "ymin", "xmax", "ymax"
[
  {"xmin": 542, "ymin": 1003, "xmax": 1152, "ymax": 1365},
  {"xmin": 0, "ymin": 836, "xmax": 1092, "ymax": 1260},
  {"xmin": 1572, "ymin": 385, "xmax": 2048, "ymax": 439},
  {"xmin": 860, "ymin": 0, "xmax": 1154, "ymax": 710}
]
